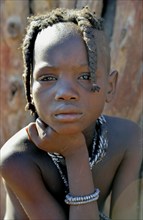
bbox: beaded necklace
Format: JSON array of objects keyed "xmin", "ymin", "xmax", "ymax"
[{"xmin": 48, "ymin": 115, "xmax": 108, "ymax": 193}]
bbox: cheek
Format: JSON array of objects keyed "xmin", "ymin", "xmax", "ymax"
[
  {"xmin": 86, "ymin": 90, "xmax": 106, "ymax": 119},
  {"xmin": 32, "ymin": 83, "xmax": 56, "ymax": 126},
  {"xmin": 97, "ymin": 79, "xmax": 108, "ymax": 103},
  {"xmin": 32, "ymin": 83, "xmax": 49, "ymax": 114},
  {"xmin": 32, "ymin": 83, "xmax": 42, "ymax": 107}
]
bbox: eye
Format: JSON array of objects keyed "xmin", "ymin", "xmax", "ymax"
[
  {"xmin": 38, "ymin": 75, "xmax": 57, "ymax": 82},
  {"xmin": 78, "ymin": 73, "xmax": 91, "ymax": 80}
]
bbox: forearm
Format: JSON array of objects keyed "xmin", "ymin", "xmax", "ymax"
[
  {"xmin": 65, "ymin": 146, "xmax": 99, "ymax": 220},
  {"xmin": 25, "ymin": 122, "xmax": 100, "ymax": 219}
]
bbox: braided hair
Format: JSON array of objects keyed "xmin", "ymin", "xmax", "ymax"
[{"xmin": 22, "ymin": 7, "xmax": 104, "ymax": 114}]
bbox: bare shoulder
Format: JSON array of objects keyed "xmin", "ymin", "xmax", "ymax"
[
  {"xmin": 0, "ymin": 128, "xmax": 63, "ymax": 219},
  {"xmin": 105, "ymin": 115, "xmax": 141, "ymax": 139},
  {"xmin": 104, "ymin": 115, "xmax": 142, "ymax": 159},
  {"xmin": 103, "ymin": 116, "xmax": 142, "ymax": 218},
  {"xmin": 1, "ymin": 127, "xmax": 33, "ymax": 160},
  {"xmin": 0, "ymin": 127, "xmax": 41, "ymax": 179}
]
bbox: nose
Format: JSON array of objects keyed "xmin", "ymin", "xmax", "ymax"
[{"xmin": 54, "ymin": 80, "xmax": 79, "ymax": 101}]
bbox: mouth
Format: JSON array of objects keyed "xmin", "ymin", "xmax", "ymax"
[
  {"xmin": 53, "ymin": 105, "xmax": 84, "ymax": 122},
  {"xmin": 54, "ymin": 112, "xmax": 83, "ymax": 122}
]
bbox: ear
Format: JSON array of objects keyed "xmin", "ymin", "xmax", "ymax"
[{"xmin": 106, "ymin": 70, "xmax": 118, "ymax": 103}]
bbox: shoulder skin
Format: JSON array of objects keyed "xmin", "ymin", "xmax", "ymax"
[{"xmin": 104, "ymin": 115, "xmax": 142, "ymax": 219}]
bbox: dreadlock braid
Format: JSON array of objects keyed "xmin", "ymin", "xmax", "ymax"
[
  {"xmin": 23, "ymin": 24, "xmax": 40, "ymax": 114},
  {"xmin": 76, "ymin": 16, "xmax": 99, "ymax": 92},
  {"xmin": 22, "ymin": 7, "xmax": 104, "ymax": 114}
]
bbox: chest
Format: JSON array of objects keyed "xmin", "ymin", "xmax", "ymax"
[{"xmin": 37, "ymin": 145, "xmax": 122, "ymax": 211}]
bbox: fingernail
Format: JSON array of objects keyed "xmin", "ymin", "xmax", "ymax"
[{"xmin": 25, "ymin": 126, "xmax": 31, "ymax": 141}]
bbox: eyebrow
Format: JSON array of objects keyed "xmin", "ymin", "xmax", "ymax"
[
  {"xmin": 33, "ymin": 64, "xmax": 58, "ymax": 74},
  {"xmin": 34, "ymin": 63, "xmax": 89, "ymax": 72}
]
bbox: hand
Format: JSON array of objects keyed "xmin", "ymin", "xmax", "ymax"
[{"xmin": 26, "ymin": 118, "xmax": 87, "ymax": 157}]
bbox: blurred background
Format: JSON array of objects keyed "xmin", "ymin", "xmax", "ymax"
[{"xmin": 0, "ymin": 0, "xmax": 142, "ymax": 219}]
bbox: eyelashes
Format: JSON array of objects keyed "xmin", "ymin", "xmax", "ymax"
[
  {"xmin": 38, "ymin": 72, "xmax": 91, "ymax": 82},
  {"xmin": 38, "ymin": 75, "xmax": 57, "ymax": 82},
  {"xmin": 78, "ymin": 73, "xmax": 91, "ymax": 80}
]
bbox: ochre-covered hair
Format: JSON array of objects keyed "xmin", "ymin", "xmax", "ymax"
[{"xmin": 22, "ymin": 7, "xmax": 104, "ymax": 114}]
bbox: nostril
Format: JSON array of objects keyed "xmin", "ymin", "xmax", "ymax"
[
  {"xmin": 58, "ymin": 97, "xmax": 65, "ymax": 100},
  {"xmin": 54, "ymin": 83, "xmax": 79, "ymax": 101},
  {"xmin": 55, "ymin": 91, "xmax": 79, "ymax": 101},
  {"xmin": 55, "ymin": 96, "xmax": 77, "ymax": 101}
]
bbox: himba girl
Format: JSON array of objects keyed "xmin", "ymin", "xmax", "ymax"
[{"xmin": 0, "ymin": 7, "xmax": 142, "ymax": 220}]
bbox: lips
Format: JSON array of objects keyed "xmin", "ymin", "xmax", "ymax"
[
  {"xmin": 55, "ymin": 113, "xmax": 83, "ymax": 122},
  {"xmin": 53, "ymin": 106, "xmax": 83, "ymax": 122}
]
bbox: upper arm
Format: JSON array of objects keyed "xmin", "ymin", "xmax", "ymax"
[
  {"xmin": 3, "ymin": 181, "xmax": 29, "ymax": 220},
  {"xmin": 110, "ymin": 122, "xmax": 142, "ymax": 219},
  {"xmin": 0, "ymin": 148, "xmax": 66, "ymax": 220}
]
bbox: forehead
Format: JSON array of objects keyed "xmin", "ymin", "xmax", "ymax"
[
  {"xmin": 33, "ymin": 22, "xmax": 110, "ymax": 72},
  {"xmin": 34, "ymin": 22, "xmax": 83, "ymax": 50},
  {"xmin": 38, "ymin": 22, "xmax": 81, "ymax": 39},
  {"xmin": 33, "ymin": 23, "xmax": 88, "ymax": 66}
]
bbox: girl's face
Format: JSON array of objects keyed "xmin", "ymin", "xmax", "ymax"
[{"xmin": 32, "ymin": 23, "xmax": 110, "ymax": 134}]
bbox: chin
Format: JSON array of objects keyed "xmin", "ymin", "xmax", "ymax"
[{"xmin": 52, "ymin": 124, "xmax": 83, "ymax": 135}]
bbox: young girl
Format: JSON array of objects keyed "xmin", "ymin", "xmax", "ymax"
[{"xmin": 0, "ymin": 7, "xmax": 142, "ymax": 220}]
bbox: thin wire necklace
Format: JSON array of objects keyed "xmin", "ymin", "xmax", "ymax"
[{"xmin": 48, "ymin": 115, "xmax": 108, "ymax": 193}]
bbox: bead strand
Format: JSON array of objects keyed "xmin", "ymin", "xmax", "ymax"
[{"xmin": 65, "ymin": 188, "xmax": 100, "ymax": 205}]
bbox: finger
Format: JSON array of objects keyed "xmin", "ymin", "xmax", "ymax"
[
  {"xmin": 25, "ymin": 122, "xmax": 38, "ymax": 144},
  {"xmin": 25, "ymin": 126, "xmax": 32, "ymax": 141},
  {"xmin": 36, "ymin": 118, "xmax": 47, "ymax": 129},
  {"xmin": 36, "ymin": 118, "xmax": 48, "ymax": 138}
]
